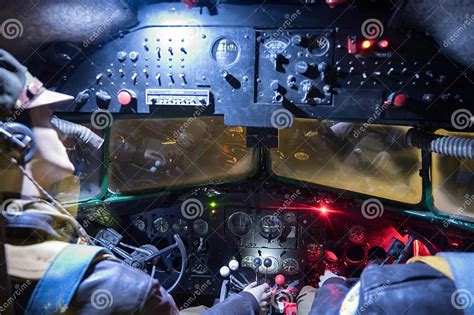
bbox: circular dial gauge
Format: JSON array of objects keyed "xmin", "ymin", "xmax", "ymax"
[
  {"xmin": 135, "ymin": 219, "xmax": 146, "ymax": 232},
  {"xmin": 348, "ymin": 225, "xmax": 367, "ymax": 244},
  {"xmin": 258, "ymin": 215, "xmax": 283, "ymax": 240},
  {"xmin": 257, "ymin": 256, "xmax": 280, "ymax": 274},
  {"xmin": 193, "ymin": 219, "xmax": 209, "ymax": 235},
  {"xmin": 153, "ymin": 217, "xmax": 169, "ymax": 233},
  {"xmin": 211, "ymin": 38, "xmax": 240, "ymax": 66},
  {"xmin": 282, "ymin": 258, "xmax": 299, "ymax": 275},
  {"xmin": 172, "ymin": 219, "xmax": 189, "ymax": 235},
  {"xmin": 227, "ymin": 212, "xmax": 253, "ymax": 236},
  {"xmin": 241, "ymin": 256, "xmax": 255, "ymax": 268},
  {"xmin": 306, "ymin": 243, "xmax": 324, "ymax": 262},
  {"xmin": 283, "ymin": 212, "xmax": 297, "ymax": 224}
]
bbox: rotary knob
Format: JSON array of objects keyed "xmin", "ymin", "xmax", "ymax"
[{"xmin": 295, "ymin": 61, "xmax": 309, "ymax": 75}]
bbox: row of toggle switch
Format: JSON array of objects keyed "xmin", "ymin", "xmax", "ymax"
[{"xmin": 96, "ymin": 69, "xmax": 188, "ymax": 86}]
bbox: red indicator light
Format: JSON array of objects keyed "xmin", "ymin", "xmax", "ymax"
[
  {"xmin": 320, "ymin": 206, "xmax": 328, "ymax": 214},
  {"xmin": 378, "ymin": 39, "xmax": 389, "ymax": 49},
  {"xmin": 361, "ymin": 40, "xmax": 372, "ymax": 49}
]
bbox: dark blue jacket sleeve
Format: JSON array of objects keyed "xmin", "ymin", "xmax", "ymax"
[
  {"xmin": 310, "ymin": 277, "xmax": 350, "ymax": 315},
  {"xmin": 203, "ymin": 291, "xmax": 260, "ymax": 315}
]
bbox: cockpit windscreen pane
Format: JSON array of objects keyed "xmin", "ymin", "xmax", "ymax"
[
  {"xmin": 432, "ymin": 130, "xmax": 474, "ymax": 220},
  {"xmin": 108, "ymin": 117, "xmax": 255, "ymax": 193},
  {"xmin": 270, "ymin": 119, "xmax": 423, "ymax": 204}
]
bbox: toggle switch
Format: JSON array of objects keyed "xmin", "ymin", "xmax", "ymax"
[{"xmin": 179, "ymin": 73, "xmax": 187, "ymax": 84}]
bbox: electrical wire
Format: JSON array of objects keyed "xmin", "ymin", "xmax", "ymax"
[{"xmin": 10, "ymin": 157, "xmax": 92, "ymax": 244}]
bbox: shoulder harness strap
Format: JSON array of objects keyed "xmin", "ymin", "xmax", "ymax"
[{"xmin": 25, "ymin": 244, "xmax": 110, "ymax": 314}]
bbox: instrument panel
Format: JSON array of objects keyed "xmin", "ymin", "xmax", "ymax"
[
  {"xmin": 89, "ymin": 192, "xmax": 421, "ymax": 294},
  {"xmin": 52, "ymin": 2, "xmax": 473, "ymax": 130}
]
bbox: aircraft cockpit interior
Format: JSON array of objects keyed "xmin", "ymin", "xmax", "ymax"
[{"xmin": 0, "ymin": 1, "xmax": 473, "ymax": 314}]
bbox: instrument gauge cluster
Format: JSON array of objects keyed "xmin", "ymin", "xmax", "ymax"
[
  {"xmin": 282, "ymin": 258, "xmax": 299, "ymax": 275},
  {"xmin": 258, "ymin": 215, "xmax": 283, "ymax": 240},
  {"xmin": 153, "ymin": 217, "xmax": 169, "ymax": 234},
  {"xmin": 227, "ymin": 212, "xmax": 253, "ymax": 236}
]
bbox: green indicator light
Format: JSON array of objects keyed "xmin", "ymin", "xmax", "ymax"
[{"xmin": 210, "ymin": 202, "xmax": 217, "ymax": 208}]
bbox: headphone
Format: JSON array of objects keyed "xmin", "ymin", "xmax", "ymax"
[{"xmin": 0, "ymin": 122, "xmax": 36, "ymax": 164}]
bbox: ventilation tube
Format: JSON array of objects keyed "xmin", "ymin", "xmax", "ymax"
[
  {"xmin": 51, "ymin": 116, "xmax": 104, "ymax": 149},
  {"xmin": 407, "ymin": 129, "xmax": 473, "ymax": 160}
]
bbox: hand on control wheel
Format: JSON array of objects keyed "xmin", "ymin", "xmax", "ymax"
[{"xmin": 243, "ymin": 282, "xmax": 272, "ymax": 308}]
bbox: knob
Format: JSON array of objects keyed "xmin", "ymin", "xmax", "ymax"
[
  {"xmin": 295, "ymin": 61, "xmax": 309, "ymax": 75},
  {"xmin": 422, "ymin": 93, "xmax": 435, "ymax": 103},
  {"xmin": 229, "ymin": 259, "xmax": 239, "ymax": 271},
  {"xmin": 168, "ymin": 73, "xmax": 174, "ymax": 83},
  {"xmin": 180, "ymin": 47, "xmax": 187, "ymax": 54},
  {"xmin": 275, "ymin": 274, "xmax": 285, "ymax": 286},
  {"xmin": 168, "ymin": 47, "xmax": 173, "ymax": 55},
  {"xmin": 287, "ymin": 75, "xmax": 297, "ymax": 88},
  {"xmin": 270, "ymin": 80, "xmax": 280, "ymax": 91},
  {"xmin": 291, "ymin": 35, "xmax": 303, "ymax": 46},
  {"xmin": 318, "ymin": 62, "xmax": 329, "ymax": 81},
  {"xmin": 129, "ymin": 51, "xmax": 139, "ymax": 62},
  {"xmin": 220, "ymin": 266, "xmax": 230, "ymax": 277},
  {"xmin": 263, "ymin": 257, "xmax": 272, "ymax": 268},
  {"xmin": 95, "ymin": 90, "xmax": 111, "ymax": 107},
  {"xmin": 117, "ymin": 51, "xmax": 127, "ymax": 62},
  {"xmin": 156, "ymin": 47, "xmax": 161, "ymax": 59},
  {"xmin": 318, "ymin": 62, "xmax": 328, "ymax": 73},
  {"xmin": 253, "ymin": 257, "xmax": 262, "ymax": 268}
]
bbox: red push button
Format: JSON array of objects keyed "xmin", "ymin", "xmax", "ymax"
[
  {"xmin": 275, "ymin": 274, "xmax": 286, "ymax": 286},
  {"xmin": 387, "ymin": 92, "xmax": 408, "ymax": 108},
  {"xmin": 326, "ymin": 0, "xmax": 348, "ymax": 8},
  {"xmin": 117, "ymin": 90, "xmax": 133, "ymax": 106},
  {"xmin": 393, "ymin": 93, "xmax": 407, "ymax": 108}
]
